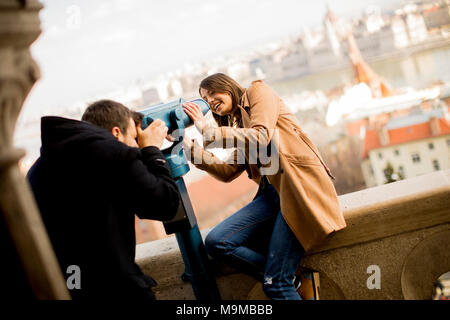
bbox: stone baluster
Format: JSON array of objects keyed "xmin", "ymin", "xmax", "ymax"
[{"xmin": 0, "ymin": 0, "xmax": 70, "ymax": 299}]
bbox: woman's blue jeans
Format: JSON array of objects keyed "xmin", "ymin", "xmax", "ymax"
[{"xmin": 205, "ymin": 184, "xmax": 305, "ymax": 300}]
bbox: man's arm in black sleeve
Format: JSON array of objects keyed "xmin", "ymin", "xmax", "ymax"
[{"xmin": 121, "ymin": 146, "xmax": 180, "ymax": 221}]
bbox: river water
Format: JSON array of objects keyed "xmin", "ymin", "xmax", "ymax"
[{"xmin": 270, "ymin": 44, "xmax": 450, "ymax": 96}]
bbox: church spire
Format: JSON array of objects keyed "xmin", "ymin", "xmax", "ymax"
[{"xmin": 346, "ymin": 32, "xmax": 393, "ymax": 97}]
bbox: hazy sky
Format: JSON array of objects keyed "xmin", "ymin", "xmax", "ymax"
[{"xmin": 21, "ymin": 0, "xmax": 404, "ymax": 120}]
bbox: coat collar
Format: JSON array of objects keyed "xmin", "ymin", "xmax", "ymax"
[
  {"xmin": 237, "ymin": 80, "xmax": 263, "ymax": 127},
  {"xmin": 237, "ymin": 90, "xmax": 251, "ymax": 127}
]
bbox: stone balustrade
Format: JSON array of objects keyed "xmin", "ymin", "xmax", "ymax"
[
  {"xmin": 136, "ymin": 169, "xmax": 450, "ymax": 300},
  {"xmin": 0, "ymin": 0, "xmax": 70, "ymax": 299}
]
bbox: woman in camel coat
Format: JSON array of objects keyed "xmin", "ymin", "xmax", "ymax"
[{"xmin": 183, "ymin": 73, "xmax": 346, "ymax": 300}]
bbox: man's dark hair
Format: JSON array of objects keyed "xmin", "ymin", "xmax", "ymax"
[
  {"xmin": 82, "ymin": 99, "xmax": 132, "ymax": 133},
  {"xmin": 131, "ymin": 110, "xmax": 143, "ymax": 128}
]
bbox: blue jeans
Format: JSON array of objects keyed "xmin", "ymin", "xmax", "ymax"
[{"xmin": 205, "ymin": 184, "xmax": 305, "ymax": 300}]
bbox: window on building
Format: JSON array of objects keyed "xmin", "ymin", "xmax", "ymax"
[
  {"xmin": 432, "ymin": 160, "xmax": 440, "ymax": 171},
  {"xmin": 447, "ymin": 139, "xmax": 450, "ymax": 147},
  {"xmin": 428, "ymin": 142, "xmax": 434, "ymax": 150},
  {"xmin": 369, "ymin": 165, "xmax": 374, "ymax": 176},
  {"xmin": 398, "ymin": 166, "xmax": 405, "ymax": 178},
  {"xmin": 394, "ymin": 149, "xmax": 400, "ymax": 156},
  {"xmin": 411, "ymin": 153, "xmax": 421, "ymax": 163},
  {"xmin": 378, "ymin": 152, "xmax": 383, "ymax": 159}
]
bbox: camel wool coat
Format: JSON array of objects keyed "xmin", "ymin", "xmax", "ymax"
[{"xmin": 190, "ymin": 80, "xmax": 346, "ymax": 252}]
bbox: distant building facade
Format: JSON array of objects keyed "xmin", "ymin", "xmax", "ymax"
[
  {"xmin": 423, "ymin": 4, "xmax": 450, "ymax": 30},
  {"xmin": 361, "ymin": 108, "xmax": 450, "ymax": 187},
  {"xmin": 141, "ymin": 87, "xmax": 160, "ymax": 106}
]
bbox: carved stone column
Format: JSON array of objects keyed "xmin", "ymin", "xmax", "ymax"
[{"xmin": 0, "ymin": 0, "xmax": 70, "ymax": 299}]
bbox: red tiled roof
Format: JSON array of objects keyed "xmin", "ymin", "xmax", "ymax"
[
  {"xmin": 424, "ymin": 6, "xmax": 439, "ymax": 13},
  {"xmin": 187, "ymin": 173, "xmax": 258, "ymax": 220},
  {"xmin": 346, "ymin": 119, "xmax": 368, "ymax": 136},
  {"xmin": 362, "ymin": 118, "xmax": 450, "ymax": 159},
  {"xmin": 361, "ymin": 129, "xmax": 380, "ymax": 159}
]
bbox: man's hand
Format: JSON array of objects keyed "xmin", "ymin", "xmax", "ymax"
[{"xmin": 137, "ymin": 119, "xmax": 168, "ymax": 149}]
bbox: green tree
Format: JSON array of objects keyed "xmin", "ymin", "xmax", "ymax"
[{"xmin": 383, "ymin": 161, "xmax": 399, "ymax": 184}]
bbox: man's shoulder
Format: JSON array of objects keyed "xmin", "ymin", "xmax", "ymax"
[
  {"xmin": 26, "ymin": 156, "xmax": 42, "ymax": 183},
  {"xmin": 87, "ymin": 138, "xmax": 141, "ymax": 165},
  {"xmin": 39, "ymin": 116, "xmax": 145, "ymax": 168}
]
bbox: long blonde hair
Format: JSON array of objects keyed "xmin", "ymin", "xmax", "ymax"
[{"xmin": 199, "ymin": 73, "xmax": 245, "ymax": 127}]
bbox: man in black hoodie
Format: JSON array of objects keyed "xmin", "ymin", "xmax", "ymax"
[{"xmin": 27, "ymin": 100, "xmax": 180, "ymax": 300}]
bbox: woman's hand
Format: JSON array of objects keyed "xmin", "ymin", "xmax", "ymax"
[{"xmin": 183, "ymin": 102, "xmax": 207, "ymax": 133}]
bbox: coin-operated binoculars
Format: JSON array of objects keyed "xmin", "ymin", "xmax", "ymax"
[{"xmin": 139, "ymin": 98, "xmax": 221, "ymax": 302}]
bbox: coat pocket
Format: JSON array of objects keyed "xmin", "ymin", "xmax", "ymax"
[
  {"xmin": 292, "ymin": 128, "xmax": 336, "ymax": 180},
  {"xmin": 281, "ymin": 152, "xmax": 322, "ymax": 166}
]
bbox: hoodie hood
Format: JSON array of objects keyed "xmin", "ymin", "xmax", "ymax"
[{"xmin": 40, "ymin": 116, "xmax": 115, "ymax": 158}]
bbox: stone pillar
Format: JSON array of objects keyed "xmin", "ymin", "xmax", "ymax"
[{"xmin": 0, "ymin": 0, "xmax": 70, "ymax": 299}]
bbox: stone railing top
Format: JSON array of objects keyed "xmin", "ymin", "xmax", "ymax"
[
  {"xmin": 136, "ymin": 170, "xmax": 450, "ymax": 260},
  {"xmin": 315, "ymin": 169, "xmax": 450, "ymax": 254},
  {"xmin": 339, "ymin": 169, "xmax": 449, "ymax": 216},
  {"xmin": 136, "ymin": 228, "xmax": 210, "ymax": 262}
]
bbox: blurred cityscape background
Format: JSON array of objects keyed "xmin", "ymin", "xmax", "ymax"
[{"xmin": 13, "ymin": 0, "xmax": 450, "ymax": 265}]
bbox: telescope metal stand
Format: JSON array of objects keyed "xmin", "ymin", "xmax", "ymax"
[{"xmin": 164, "ymin": 177, "xmax": 222, "ymax": 302}]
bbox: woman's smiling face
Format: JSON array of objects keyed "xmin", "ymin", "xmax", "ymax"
[{"xmin": 199, "ymin": 88, "xmax": 233, "ymax": 116}]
